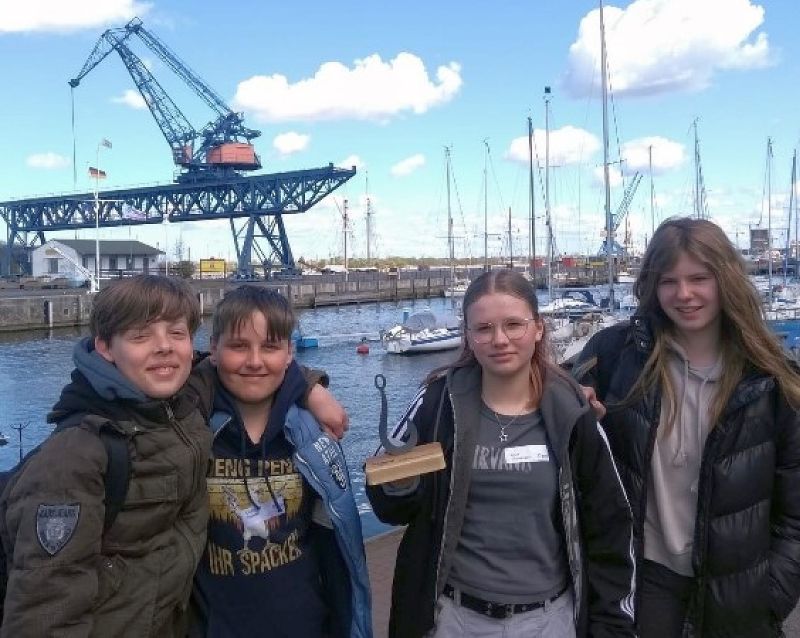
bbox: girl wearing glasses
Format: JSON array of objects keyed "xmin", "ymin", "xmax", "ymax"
[
  {"xmin": 367, "ymin": 269, "xmax": 636, "ymax": 638},
  {"xmin": 575, "ymin": 217, "xmax": 800, "ymax": 637}
]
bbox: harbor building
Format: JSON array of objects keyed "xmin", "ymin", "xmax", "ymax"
[{"xmin": 31, "ymin": 239, "xmax": 163, "ymax": 281}]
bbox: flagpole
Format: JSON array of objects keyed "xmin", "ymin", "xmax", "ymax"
[
  {"xmin": 94, "ymin": 143, "xmax": 100, "ymax": 293},
  {"xmin": 93, "ymin": 138, "xmax": 112, "ymax": 293}
]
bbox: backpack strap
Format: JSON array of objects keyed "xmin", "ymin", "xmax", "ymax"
[
  {"xmin": 98, "ymin": 428, "xmax": 130, "ymax": 531},
  {"xmin": 53, "ymin": 414, "xmax": 130, "ymax": 532}
]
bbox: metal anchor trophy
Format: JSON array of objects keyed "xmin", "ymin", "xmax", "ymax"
[{"xmin": 365, "ymin": 374, "xmax": 446, "ymax": 486}]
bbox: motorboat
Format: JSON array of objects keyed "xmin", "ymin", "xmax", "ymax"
[
  {"xmin": 538, "ymin": 290, "xmax": 603, "ymax": 320},
  {"xmin": 382, "ymin": 309, "xmax": 462, "ymax": 354},
  {"xmin": 443, "ymin": 281, "xmax": 469, "ymax": 298}
]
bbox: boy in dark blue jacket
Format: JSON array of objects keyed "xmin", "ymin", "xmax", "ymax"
[{"xmin": 191, "ymin": 286, "xmax": 372, "ymax": 638}]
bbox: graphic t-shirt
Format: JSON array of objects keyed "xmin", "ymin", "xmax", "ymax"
[
  {"xmin": 448, "ymin": 406, "xmax": 569, "ymax": 603},
  {"xmin": 193, "ymin": 431, "xmax": 327, "ymax": 638}
]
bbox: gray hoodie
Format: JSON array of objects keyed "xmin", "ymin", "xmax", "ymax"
[{"xmin": 643, "ymin": 341, "xmax": 723, "ymax": 576}]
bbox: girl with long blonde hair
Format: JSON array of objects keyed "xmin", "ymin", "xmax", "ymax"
[{"xmin": 576, "ymin": 217, "xmax": 800, "ymax": 637}]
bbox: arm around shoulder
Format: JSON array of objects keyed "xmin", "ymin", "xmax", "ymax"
[{"xmin": 1, "ymin": 428, "xmax": 107, "ymax": 638}]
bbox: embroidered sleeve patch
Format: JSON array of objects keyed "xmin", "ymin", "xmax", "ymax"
[{"xmin": 36, "ymin": 504, "xmax": 80, "ymax": 556}]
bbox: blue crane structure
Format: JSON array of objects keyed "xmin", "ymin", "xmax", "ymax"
[
  {"xmin": 1, "ymin": 18, "xmax": 355, "ymax": 277},
  {"xmin": 597, "ymin": 171, "xmax": 642, "ymax": 257}
]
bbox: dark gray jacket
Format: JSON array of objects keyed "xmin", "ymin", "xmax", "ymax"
[{"xmin": 367, "ymin": 363, "xmax": 636, "ymax": 638}]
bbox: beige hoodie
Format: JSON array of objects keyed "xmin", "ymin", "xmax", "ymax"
[{"xmin": 643, "ymin": 341, "xmax": 723, "ymax": 576}]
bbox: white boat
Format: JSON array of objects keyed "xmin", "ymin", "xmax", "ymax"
[
  {"xmin": 382, "ymin": 309, "xmax": 462, "ymax": 354},
  {"xmin": 444, "ymin": 281, "xmax": 469, "ymax": 298},
  {"xmin": 616, "ymin": 271, "xmax": 636, "ymax": 284},
  {"xmin": 539, "ymin": 290, "xmax": 603, "ymax": 320}
]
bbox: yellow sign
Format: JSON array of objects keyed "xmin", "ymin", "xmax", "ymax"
[{"xmin": 200, "ymin": 258, "xmax": 226, "ymax": 274}]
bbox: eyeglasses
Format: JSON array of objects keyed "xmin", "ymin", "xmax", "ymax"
[{"xmin": 466, "ymin": 317, "xmax": 538, "ymax": 344}]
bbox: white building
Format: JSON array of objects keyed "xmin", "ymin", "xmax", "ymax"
[{"xmin": 31, "ymin": 239, "xmax": 163, "ymax": 281}]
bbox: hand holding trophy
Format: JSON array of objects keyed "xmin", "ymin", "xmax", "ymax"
[{"xmin": 364, "ymin": 374, "xmax": 445, "ymax": 485}]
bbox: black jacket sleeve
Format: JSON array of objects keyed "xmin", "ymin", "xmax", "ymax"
[
  {"xmin": 769, "ymin": 390, "xmax": 800, "ymax": 620},
  {"xmin": 571, "ymin": 409, "xmax": 637, "ymax": 637}
]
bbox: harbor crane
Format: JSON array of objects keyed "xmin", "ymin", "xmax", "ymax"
[
  {"xmin": 597, "ymin": 171, "xmax": 642, "ymax": 257},
  {"xmin": 1, "ymin": 18, "xmax": 355, "ymax": 277},
  {"xmin": 69, "ymin": 17, "xmax": 261, "ymax": 182}
]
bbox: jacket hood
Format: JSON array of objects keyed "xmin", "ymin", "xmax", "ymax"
[
  {"xmin": 47, "ymin": 337, "xmax": 152, "ymax": 424},
  {"xmin": 73, "ymin": 336, "xmax": 149, "ymax": 402}
]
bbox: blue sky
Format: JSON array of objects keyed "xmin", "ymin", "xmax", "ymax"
[{"xmin": 1, "ymin": 0, "xmax": 798, "ymax": 263}]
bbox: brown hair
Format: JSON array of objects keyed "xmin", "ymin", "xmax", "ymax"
[
  {"xmin": 90, "ymin": 275, "xmax": 200, "ymax": 342},
  {"xmin": 211, "ymin": 285, "xmax": 295, "ymax": 343},
  {"xmin": 629, "ymin": 216, "xmax": 800, "ymax": 429},
  {"xmin": 425, "ymin": 269, "xmax": 554, "ymax": 402}
]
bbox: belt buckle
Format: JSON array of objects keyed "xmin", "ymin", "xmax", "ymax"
[{"xmin": 484, "ymin": 601, "xmax": 514, "ymax": 619}]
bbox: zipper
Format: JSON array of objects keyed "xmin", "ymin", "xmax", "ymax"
[
  {"xmin": 163, "ymin": 402, "xmax": 203, "ymax": 608},
  {"xmin": 165, "ymin": 402, "xmax": 203, "ymax": 499},
  {"xmin": 433, "ymin": 385, "xmax": 456, "ymax": 602}
]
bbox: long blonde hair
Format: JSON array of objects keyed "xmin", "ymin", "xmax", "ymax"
[
  {"xmin": 629, "ymin": 217, "xmax": 800, "ymax": 429},
  {"xmin": 425, "ymin": 270, "xmax": 556, "ymax": 403}
]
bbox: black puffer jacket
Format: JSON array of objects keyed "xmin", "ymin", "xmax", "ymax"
[{"xmin": 576, "ymin": 317, "xmax": 800, "ymax": 637}]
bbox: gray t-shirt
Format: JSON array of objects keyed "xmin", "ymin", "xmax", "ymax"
[{"xmin": 447, "ymin": 405, "xmax": 569, "ymax": 603}]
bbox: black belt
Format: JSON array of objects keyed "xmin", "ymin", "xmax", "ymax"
[{"xmin": 443, "ymin": 583, "xmax": 567, "ymax": 620}]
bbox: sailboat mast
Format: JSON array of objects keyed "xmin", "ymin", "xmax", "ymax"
[
  {"xmin": 508, "ymin": 206, "xmax": 513, "ymax": 269},
  {"xmin": 342, "ymin": 198, "xmax": 349, "ymax": 282},
  {"xmin": 365, "ymin": 172, "xmax": 372, "ymax": 265},
  {"xmin": 649, "ymin": 144, "xmax": 655, "ymax": 237},
  {"xmin": 600, "ymin": 1, "xmax": 614, "ymax": 309},
  {"xmin": 446, "ymin": 147, "xmax": 455, "ymax": 290},
  {"xmin": 544, "ymin": 87, "xmax": 553, "ymax": 302},
  {"xmin": 767, "ymin": 137, "xmax": 773, "ymax": 306},
  {"xmin": 694, "ymin": 120, "xmax": 700, "ymax": 218},
  {"xmin": 785, "ymin": 152, "xmax": 796, "ymax": 286},
  {"xmin": 483, "ymin": 139, "xmax": 490, "ymax": 272},
  {"xmin": 793, "ymin": 150, "xmax": 798, "ymax": 266},
  {"xmin": 528, "ymin": 116, "xmax": 536, "ymax": 285}
]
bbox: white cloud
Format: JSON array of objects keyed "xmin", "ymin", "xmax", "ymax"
[
  {"xmin": 233, "ymin": 53, "xmax": 462, "ymax": 123},
  {"xmin": 621, "ymin": 136, "xmax": 685, "ymax": 174},
  {"xmin": 272, "ymin": 132, "xmax": 310, "ymax": 156},
  {"xmin": 337, "ymin": 155, "xmax": 364, "ymax": 170},
  {"xmin": 506, "ymin": 126, "xmax": 600, "ymax": 167},
  {"xmin": 26, "ymin": 152, "xmax": 70, "ymax": 169},
  {"xmin": 563, "ymin": 0, "xmax": 770, "ymax": 98},
  {"xmin": 0, "ymin": 0, "xmax": 150, "ymax": 33},
  {"xmin": 111, "ymin": 89, "xmax": 147, "ymax": 110},
  {"xmin": 390, "ymin": 154, "xmax": 425, "ymax": 177}
]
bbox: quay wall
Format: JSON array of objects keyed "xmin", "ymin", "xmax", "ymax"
[{"xmin": 0, "ymin": 273, "xmax": 449, "ymax": 333}]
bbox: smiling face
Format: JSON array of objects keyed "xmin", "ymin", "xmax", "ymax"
[
  {"xmin": 95, "ymin": 318, "xmax": 193, "ymax": 400},
  {"xmin": 465, "ymin": 292, "xmax": 544, "ymax": 381},
  {"xmin": 211, "ymin": 310, "xmax": 293, "ymax": 409},
  {"xmin": 656, "ymin": 250, "xmax": 722, "ymax": 342}
]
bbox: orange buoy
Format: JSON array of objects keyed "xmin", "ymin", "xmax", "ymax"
[{"xmin": 356, "ymin": 337, "xmax": 370, "ymax": 354}]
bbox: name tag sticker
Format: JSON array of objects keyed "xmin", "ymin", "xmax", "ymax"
[{"xmin": 504, "ymin": 445, "xmax": 549, "ymax": 464}]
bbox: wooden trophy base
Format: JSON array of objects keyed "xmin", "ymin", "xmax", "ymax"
[{"xmin": 365, "ymin": 442, "xmax": 446, "ymax": 486}]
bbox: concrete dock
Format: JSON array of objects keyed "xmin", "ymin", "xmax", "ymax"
[{"xmin": 364, "ymin": 528, "xmax": 800, "ymax": 638}]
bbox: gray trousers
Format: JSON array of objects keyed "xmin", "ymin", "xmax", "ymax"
[{"xmin": 430, "ymin": 587, "xmax": 576, "ymax": 638}]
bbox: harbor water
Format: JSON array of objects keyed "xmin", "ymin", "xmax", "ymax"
[{"xmin": 0, "ymin": 297, "xmax": 462, "ymax": 538}]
